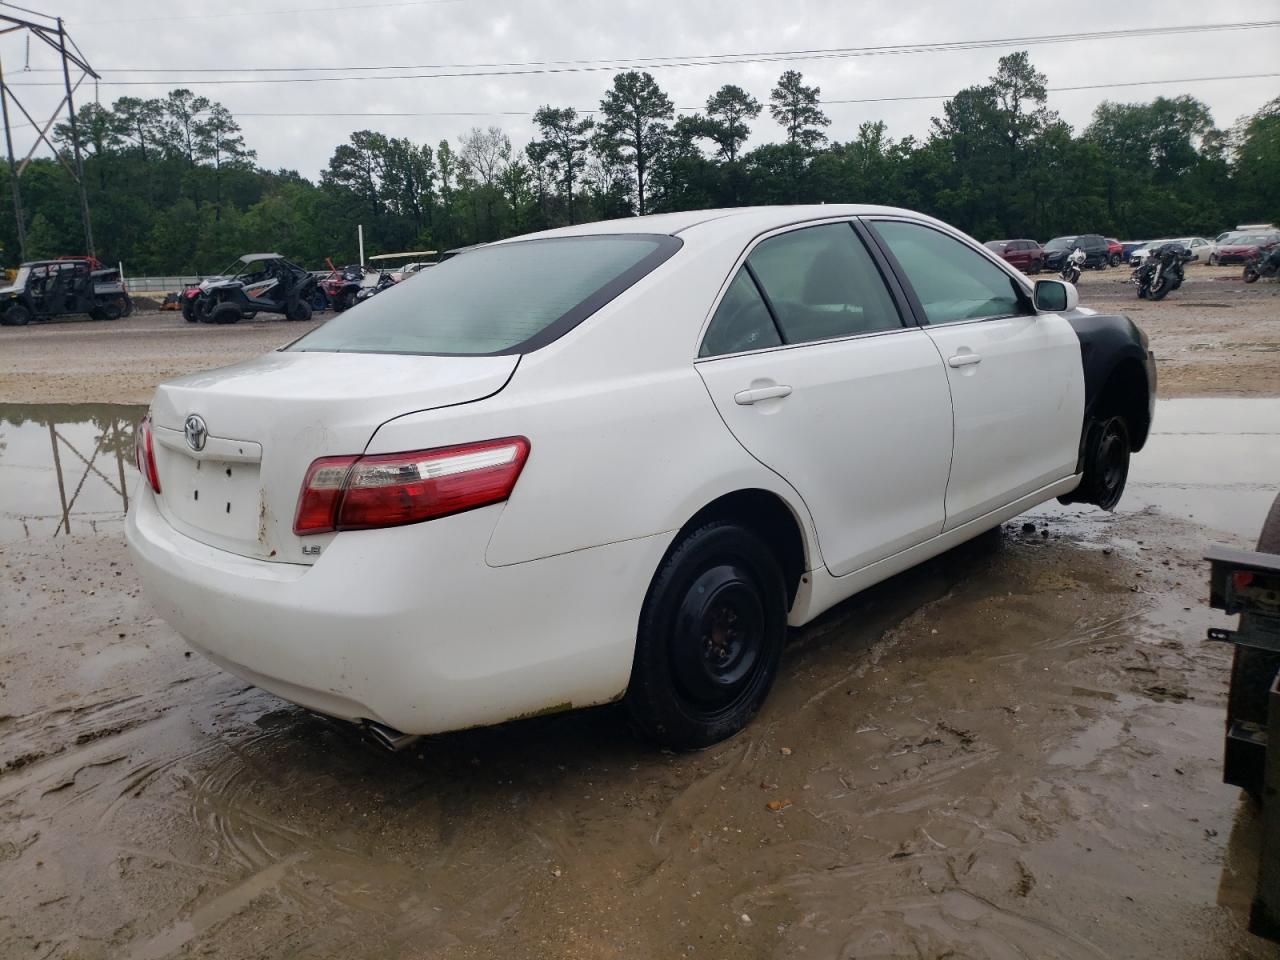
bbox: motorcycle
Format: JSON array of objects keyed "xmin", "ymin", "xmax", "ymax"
[
  {"xmin": 1059, "ymin": 246, "xmax": 1086, "ymax": 284},
  {"xmin": 1132, "ymin": 241, "xmax": 1185, "ymax": 300},
  {"xmin": 1242, "ymin": 244, "xmax": 1280, "ymax": 283}
]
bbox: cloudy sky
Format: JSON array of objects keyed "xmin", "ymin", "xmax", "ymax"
[{"xmin": 5, "ymin": 0, "xmax": 1279, "ymax": 178}]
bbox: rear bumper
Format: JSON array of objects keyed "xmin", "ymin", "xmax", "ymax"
[{"xmin": 126, "ymin": 490, "xmax": 670, "ymax": 734}]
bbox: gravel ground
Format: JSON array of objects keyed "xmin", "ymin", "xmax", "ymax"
[{"xmin": 0, "ymin": 263, "xmax": 1276, "ymax": 406}]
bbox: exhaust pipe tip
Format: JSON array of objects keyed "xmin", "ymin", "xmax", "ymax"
[{"xmin": 360, "ymin": 719, "xmax": 421, "ymax": 753}]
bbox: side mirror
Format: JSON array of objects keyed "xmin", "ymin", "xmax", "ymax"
[{"xmin": 1033, "ymin": 278, "xmax": 1078, "ymax": 313}]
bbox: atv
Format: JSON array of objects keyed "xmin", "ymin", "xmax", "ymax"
[
  {"xmin": 0, "ymin": 258, "xmax": 132, "ymax": 325},
  {"xmin": 190, "ymin": 253, "xmax": 318, "ymax": 325},
  {"xmin": 317, "ymin": 259, "xmax": 366, "ymax": 313}
]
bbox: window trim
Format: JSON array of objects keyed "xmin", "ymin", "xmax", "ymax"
[
  {"xmin": 693, "ymin": 217, "xmax": 913, "ymax": 362},
  {"xmin": 860, "ymin": 215, "xmax": 1036, "ymax": 329},
  {"xmin": 288, "ymin": 232, "xmax": 683, "ymax": 358}
]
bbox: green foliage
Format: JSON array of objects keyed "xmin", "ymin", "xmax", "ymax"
[{"xmin": 4, "ymin": 54, "xmax": 1274, "ymax": 275}]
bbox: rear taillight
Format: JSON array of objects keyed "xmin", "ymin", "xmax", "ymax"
[
  {"xmin": 293, "ymin": 437, "xmax": 530, "ymax": 535},
  {"xmin": 134, "ymin": 413, "xmax": 161, "ymax": 494}
]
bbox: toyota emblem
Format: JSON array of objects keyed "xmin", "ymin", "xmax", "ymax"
[{"xmin": 184, "ymin": 414, "xmax": 208, "ymax": 452}]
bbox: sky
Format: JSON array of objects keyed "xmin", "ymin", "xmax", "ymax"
[{"xmin": 2, "ymin": 0, "xmax": 1279, "ymax": 179}]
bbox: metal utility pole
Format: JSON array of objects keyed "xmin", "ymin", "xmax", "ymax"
[
  {"xmin": 56, "ymin": 17, "xmax": 92, "ymax": 258},
  {"xmin": 0, "ymin": 7, "xmax": 99, "ymax": 263}
]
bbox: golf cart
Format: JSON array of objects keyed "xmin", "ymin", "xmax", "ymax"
[
  {"xmin": 186, "ymin": 253, "xmax": 317, "ymax": 325},
  {"xmin": 0, "ymin": 258, "xmax": 132, "ymax": 325},
  {"xmin": 367, "ymin": 250, "xmax": 437, "ymax": 283}
]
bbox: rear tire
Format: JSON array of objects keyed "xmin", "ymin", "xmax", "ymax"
[
  {"xmin": 209, "ymin": 303, "xmax": 242, "ymax": 325},
  {"xmin": 626, "ymin": 521, "xmax": 788, "ymax": 750},
  {"xmin": 286, "ymin": 299, "xmax": 313, "ymax": 322},
  {"xmin": 101, "ymin": 299, "xmax": 123, "ymax": 321},
  {"xmin": 1110, "ymin": 254, "xmax": 1122, "ymax": 267},
  {"xmin": 1075, "ymin": 416, "xmax": 1131, "ymax": 510},
  {"xmin": 1244, "ymin": 265, "xmax": 1260, "ymax": 284},
  {"xmin": 1, "ymin": 304, "xmax": 31, "ymax": 326}
]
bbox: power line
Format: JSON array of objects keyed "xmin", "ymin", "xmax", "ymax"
[
  {"xmin": 63, "ymin": 20, "xmax": 1280, "ymax": 75},
  {"xmin": 74, "ymin": 0, "xmax": 466, "ymax": 26},
  {"xmin": 6, "ymin": 20, "xmax": 1277, "ymax": 87},
  {"xmin": 222, "ymin": 72, "xmax": 1280, "ymax": 119},
  {"xmin": 10, "ymin": 70, "xmax": 1272, "ymax": 130}
]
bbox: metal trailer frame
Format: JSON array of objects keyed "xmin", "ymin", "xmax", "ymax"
[
  {"xmin": 1206, "ymin": 543, "xmax": 1280, "ymax": 941},
  {"xmin": 0, "ymin": 6, "xmax": 99, "ymax": 262}
]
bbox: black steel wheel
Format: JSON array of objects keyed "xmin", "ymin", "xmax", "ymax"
[
  {"xmin": 101, "ymin": 298, "xmax": 124, "ymax": 321},
  {"xmin": 1077, "ymin": 416, "xmax": 1131, "ymax": 510},
  {"xmin": 627, "ymin": 521, "xmax": 787, "ymax": 750}
]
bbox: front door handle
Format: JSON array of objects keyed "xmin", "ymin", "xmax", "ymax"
[
  {"xmin": 947, "ymin": 353, "xmax": 982, "ymax": 368},
  {"xmin": 734, "ymin": 384, "xmax": 793, "ymax": 405}
]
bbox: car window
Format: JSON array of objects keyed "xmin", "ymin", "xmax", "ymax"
[
  {"xmin": 292, "ymin": 235, "xmax": 679, "ymax": 356},
  {"xmin": 870, "ymin": 220, "xmax": 1025, "ymax": 325},
  {"xmin": 744, "ymin": 223, "xmax": 902, "ymax": 345},
  {"xmin": 698, "ymin": 268, "xmax": 782, "ymax": 358}
]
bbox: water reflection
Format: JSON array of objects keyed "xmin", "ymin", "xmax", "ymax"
[{"xmin": 0, "ymin": 403, "xmax": 146, "ymax": 543}]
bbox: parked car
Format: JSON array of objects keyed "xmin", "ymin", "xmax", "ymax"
[
  {"xmin": 1042, "ymin": 234, "xmax": 1110, "ymax": 271},
  {"xmin": 1216, "ymin": 232, "xmax": 1280, "ymax": 266},
  {"xmin": 0, "ymin": 258, "xmax": 131, "ymax": 325},
  {"xmin": 1129, "ymin": 237, "xmax": 1212, "ymax": 267},
  {"xmin": 1120, "ymin": 241, "xmax": 1149, "ymax": 260},
  {"xmin": 984, "ymin": 239, "xmax": 1043, "ymax": 273},
  {"xmin": 127, "ymin": 205, "xmax": 1156, "ymax": 750},
  {"xmin": 1104, "ymin": 238, "xmax": 1124, "ymax": 267}
]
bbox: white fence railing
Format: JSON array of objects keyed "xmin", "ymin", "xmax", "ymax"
[{"xmin": 124, "ymin": 276, "xmax": 201, "ymax": 293}]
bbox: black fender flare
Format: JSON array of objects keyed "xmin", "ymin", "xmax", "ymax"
[{"xmin": 1065, "ymin": 312, "xmax": 1156, "ymax": 459}]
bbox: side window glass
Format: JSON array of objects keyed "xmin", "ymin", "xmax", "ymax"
[
  {"xmin": 870, "ymin": 220, "xmax": 1026, "ymax": 326},
  {"xmin": 698, "ymin": 268, "xmax": 781, "ymax": 358},
  {"xmin": 746, "ymin": 223, "xmax": 902, "ymax": 345}
]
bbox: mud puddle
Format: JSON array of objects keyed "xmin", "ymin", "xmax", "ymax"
[
  {"xmin": 1, "ymin": 401, "xmax": 1277, "ymax": 959},
  {"xmin": 0, "ymin": 403, "xmax": 145, "ymax": 544}
]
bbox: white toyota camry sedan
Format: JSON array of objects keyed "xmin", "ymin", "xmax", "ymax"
[{"xmin": 127, "ymin": 205, "xmax": 1156, "ymax": 749}]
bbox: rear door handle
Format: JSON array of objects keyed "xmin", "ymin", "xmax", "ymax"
[
  {"xmin": 734, "ymin": 384, "xmax": 793, "ymax": 405},
  {"xmin": 947, "ymin": 353, "xmax": 982, "ymax": 368}
]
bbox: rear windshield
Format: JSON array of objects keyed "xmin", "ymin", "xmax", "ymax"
[{"xmin": 290, "ymin": 234, "xmax": 680, "ymax": 356}]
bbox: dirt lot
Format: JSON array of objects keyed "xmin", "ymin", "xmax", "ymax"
[
  {"xmin": 1, "ymin": 267, "xmax": 1279, "ymax": 959},
  {"xmin": 0, "ymin": 264, "xmax": 1277, "ymax": 405}
]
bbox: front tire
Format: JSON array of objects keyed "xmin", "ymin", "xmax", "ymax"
[
  {"xmin": 1, "ymin": 304, "xmax": 31, "ymax": 326},
  {"xmin": 1149, "ymin": 272, "xmax": 1171, "ymax": 301},
  {"xmin": 1076, "ymin": 416, "xmax": 1131, "ymax": 510},
  {"xmin": 286, "ymin": 299, "xmax": 313, "ymax": 322},
  {"xmin": 627, "ymin": 521, "xmax": 788, "ymax": 750},
  {"xmin": 1244, "ymin": 265, "xmax": 1260, "ymax": 283}
]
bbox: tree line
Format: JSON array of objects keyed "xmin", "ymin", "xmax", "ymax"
[{"xmin": 5, "ymin": 52, "xmax": 1278, "ymax": 274}]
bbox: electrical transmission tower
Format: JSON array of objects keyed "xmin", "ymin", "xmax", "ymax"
[{"xmin": 0, "ymin": 4, "xmax": 99, "ymax": 261}]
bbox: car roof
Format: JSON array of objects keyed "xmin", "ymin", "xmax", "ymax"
[
  {"xmin": 505, "ymin": 205, "xmax": 952, "ymax": 242},
  {"xmin": 239, "ymin": 253, "xmax": 284, "ymax": 262}
]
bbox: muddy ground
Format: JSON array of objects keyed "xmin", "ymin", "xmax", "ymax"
[
  {"xmin": 0, "ymin": 263, "xmax": 1277, "ymax": 405},
  {"xmin": 1, "ymin": 268, "xmax": 1279, "ymax": 959}
]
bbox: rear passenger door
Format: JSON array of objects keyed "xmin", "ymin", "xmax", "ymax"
[
  {"xmin": 865, "ymin": 218, "xmax": 1084, "ymax": 530},
  {"xmin": 695, "ymin": 220, "xmax": 955, "ymax": 577}
]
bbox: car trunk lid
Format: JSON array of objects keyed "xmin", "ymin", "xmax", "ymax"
[{"xmin": 147, "ymin": 350, "xmax": 517, "ymax": 563}]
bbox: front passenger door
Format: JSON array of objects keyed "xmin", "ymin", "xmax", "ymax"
[
  {"xmin": 695, "ymin": 221, "xmax": 955, "ymax": 577},
  {"xmin": 866, "ymin": 219, "xmax": 1084, "ymax": 530}
]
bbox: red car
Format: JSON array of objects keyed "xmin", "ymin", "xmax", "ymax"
[
  {"xmin": 1215, "ymin": 233, "xmax": 1280, "ymax": 266},
  {"xmin": 1104, "ymin": 238, "xmax": 1123, "ymax": 267},
  {"xmin": 984, "ymin": 238, "xmax": 1043, "ymax": 273}
]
